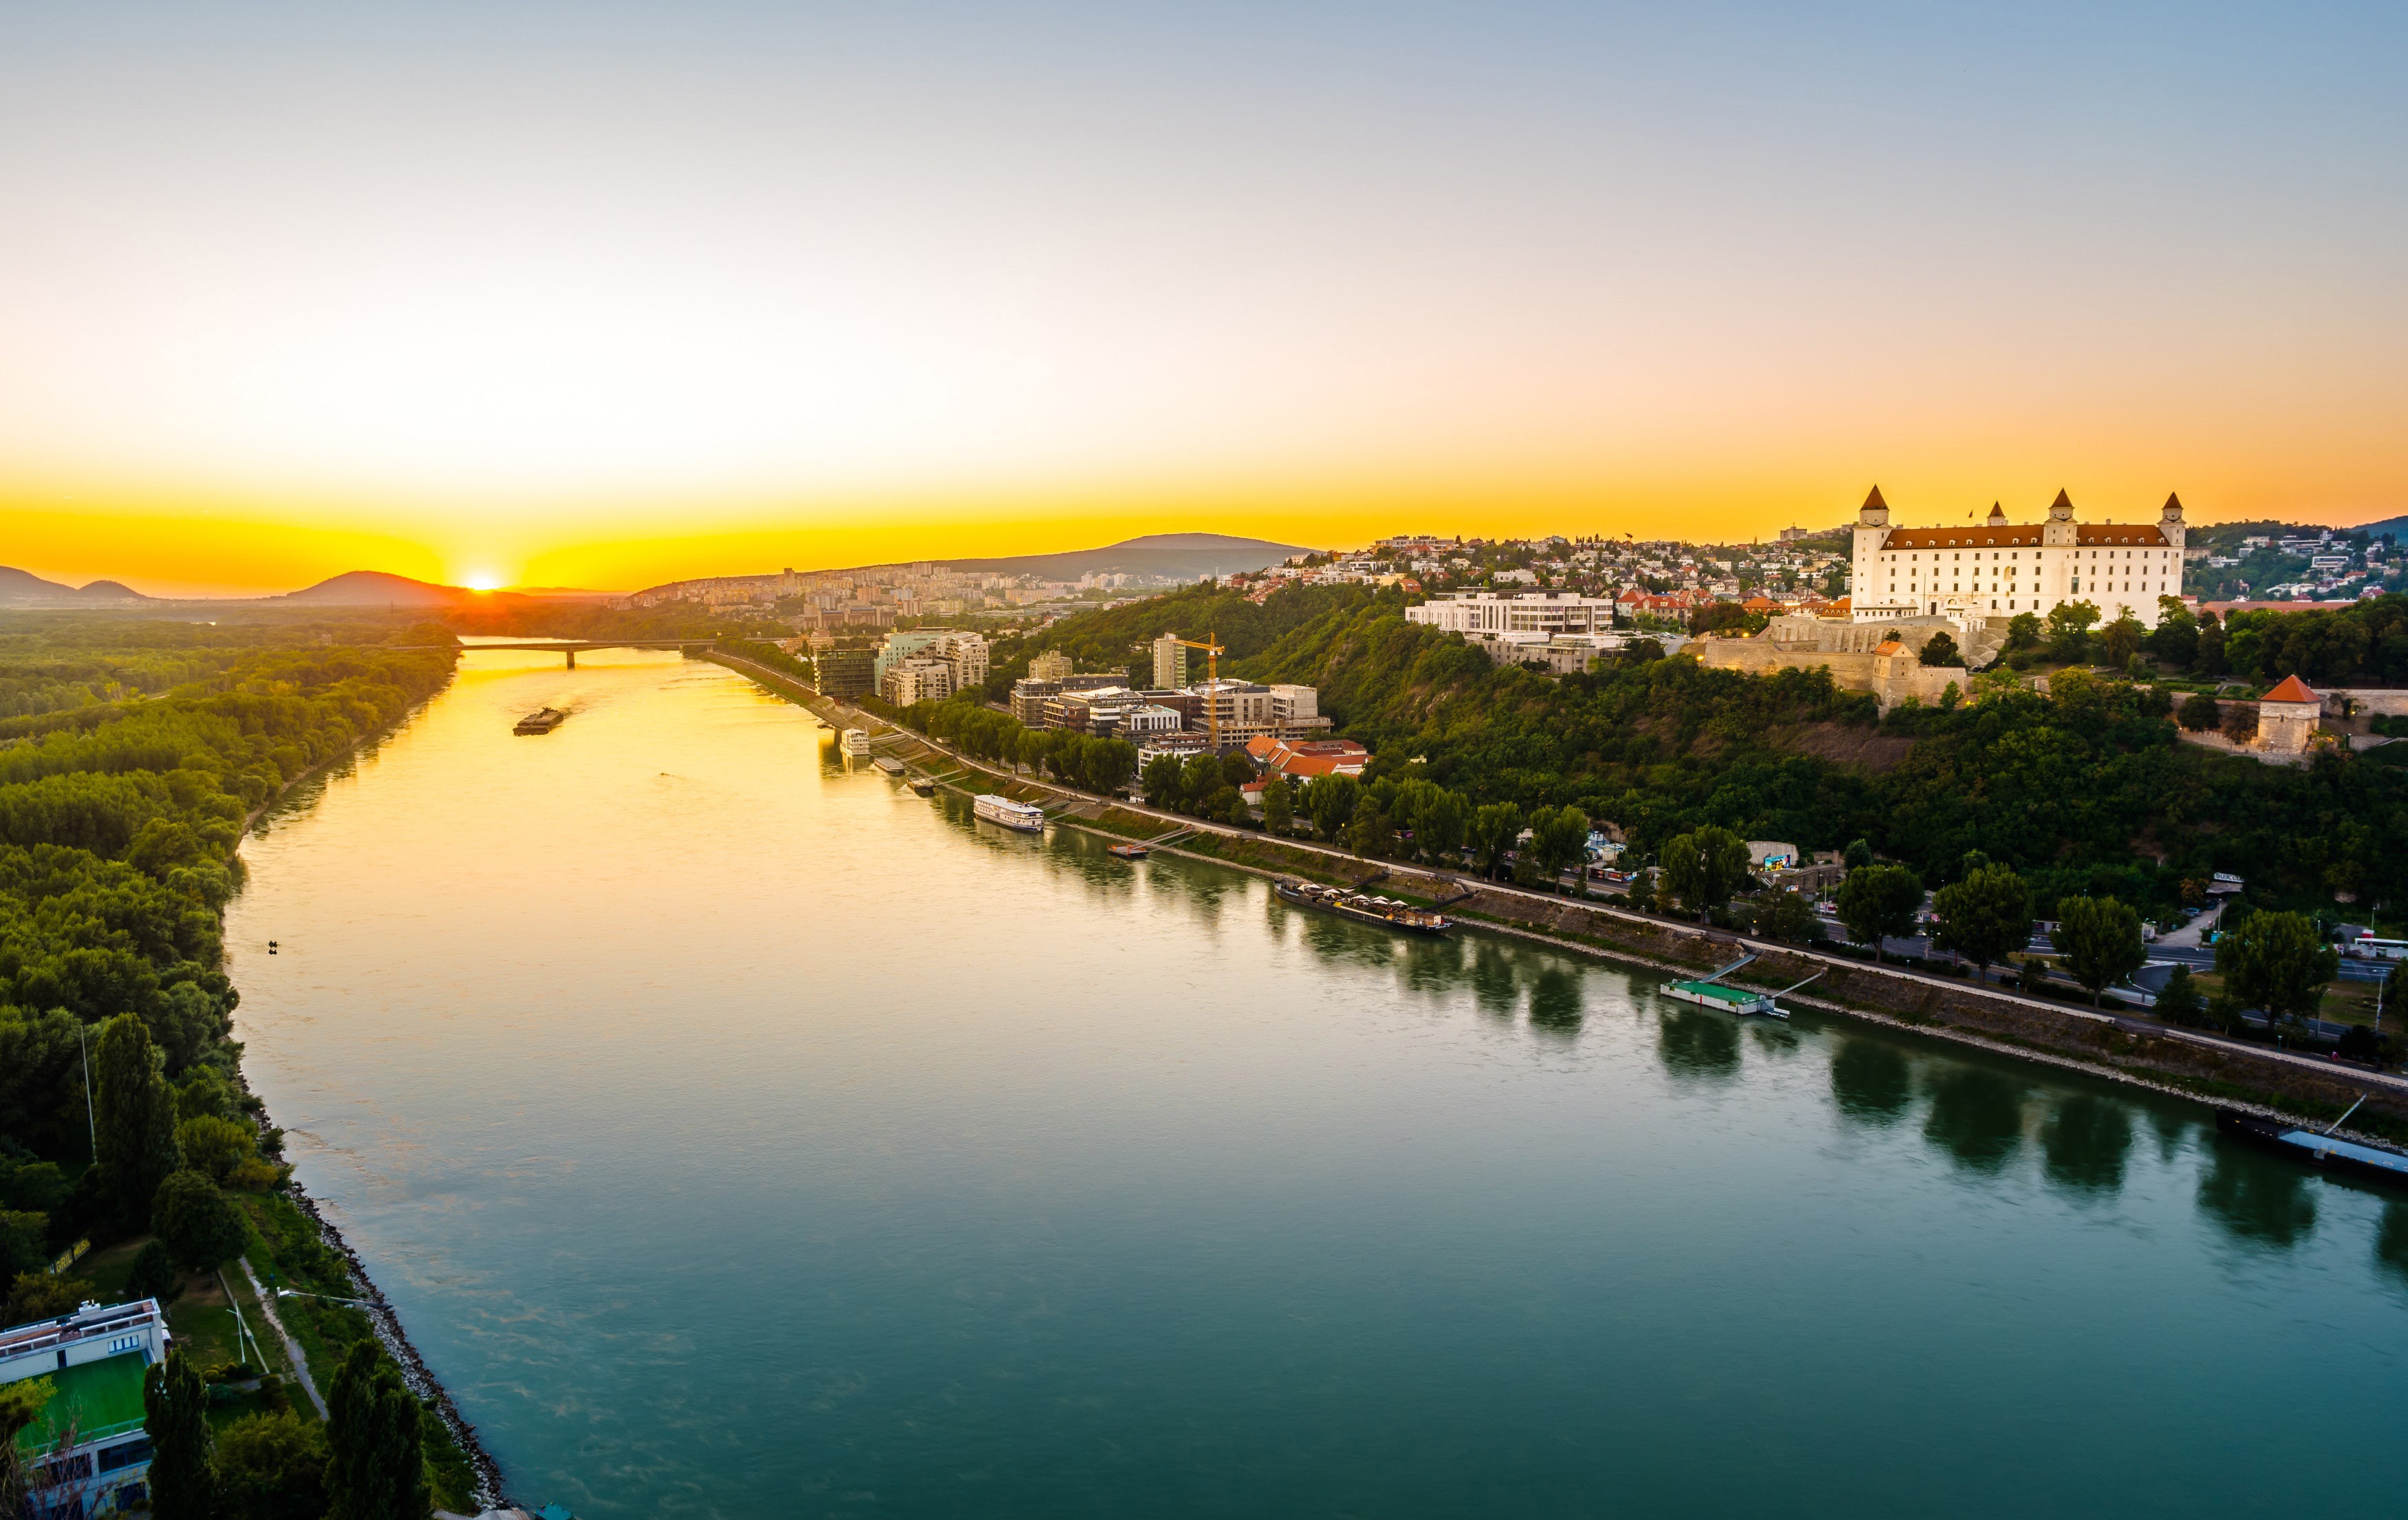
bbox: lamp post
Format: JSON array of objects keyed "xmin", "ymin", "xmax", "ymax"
[{"xmin": 76, "ymin": 1020, "xmax": 96, "ymax": 1163}]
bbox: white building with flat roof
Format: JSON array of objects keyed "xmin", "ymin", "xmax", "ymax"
[{"xmin": 1406, "ymin": 590, "xmax": 1617, "ymax": 636}]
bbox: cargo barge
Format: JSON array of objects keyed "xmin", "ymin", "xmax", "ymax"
[
  {"xmin": 513, "ymin": 707, "xmax": 567, "ymax": 735},
  {"xmin": 1273, "ymin": 877, "xmax": 1452, "ymax": 935},
  {"xmin": 973, "ymin": 794, "xmax": 1046, "ymax": 832},
  {"xmin": 872, "ymin": 756, "xmax": 907, "ymax": 776},
  {"xmin": 2216, "ymin": 1106, "xmax": 2408, "ymax": 1190}
]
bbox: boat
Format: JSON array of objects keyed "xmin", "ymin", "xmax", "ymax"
[
  {"xmin": 1272, "ymin": 877, "xmax": 1452, "ymax": 935},
  {"xmin": 872, "ymin": 756, "xmax": 907, "ymax": 777},
  {"xmin": 973, "ymin": 793, "xmax": 1046, "ymax": 832},
  {"xmin": 1658, "ymin": 955, "xmax": 1824, "ymax": 1020},
  {"xmin": 840, "ymin": 729, "xmax": 872, "ymax": 756},
  {"xmin": 910, "ymin": 779, "xmax": 936, "ymax": 797},
  {"xmin": 1108, "ymin": 842, "xmax": 1150, "ymax": 859},
  {"xmin": 2216, "ymin": 1106, "xmax": 2408, "ymax": 1190},
  {"xmin": 513, "ymin": 707, "xmax": 567, "ymax": 735}
]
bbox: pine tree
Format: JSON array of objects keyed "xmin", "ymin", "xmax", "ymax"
[
  {"xmin": 94, "ymin": 1014, "xmax": 182, "ymax": 1229},
  {"xmin": 142, "ymin": 1346, "xmax": 215, "ymax": 1520},
  {"xmin": 328, "ymin": 1341, "xmax": 431, "ymax": 1520}
]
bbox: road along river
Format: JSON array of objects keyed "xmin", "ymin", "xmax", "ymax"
[{"xmin": 225, "ymin": 647, "xmax": 2408, "ymax": 1518}]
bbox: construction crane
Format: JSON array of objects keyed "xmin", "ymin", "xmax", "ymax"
[{"xmin": 1170, "ymin": 634, "xmax": 1226, "ymax": 751}]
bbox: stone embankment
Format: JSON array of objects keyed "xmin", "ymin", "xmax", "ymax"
[{"xmin": 711, "ymin": 651, "xmax": 2408, "ymax": 1147}]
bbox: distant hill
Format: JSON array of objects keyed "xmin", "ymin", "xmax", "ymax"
[
  {"xmin": 925, "ymin": 533, "xmax": 1309, "ymax": 582},
  {"xmin": 270, "ymin": 570, "xmax": 480, "ymax": 607},
  {"xmin": 0, "ymin": 566, "xmax": 157, "ymax": 605},
  {"xmin": 2353, "ymin": 515, "xmax": 2408, "ymax": 542}
]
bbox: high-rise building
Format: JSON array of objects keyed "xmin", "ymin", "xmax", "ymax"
[
  {"xmin": 1152, "ymin": 632, "xmax": 1188, "ymax": 689},
  {"xmin": 1029, "ymin": 649, "xmax": 1073, "ymax": 681}
]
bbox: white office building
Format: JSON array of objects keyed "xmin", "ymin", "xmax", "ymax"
[{"xmin": 1406, "ymin": 590, "xmax": 1617, "ymax": 636}]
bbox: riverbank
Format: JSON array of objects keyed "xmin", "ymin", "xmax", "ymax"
[
  {"xmin": 229, "ymin": 656, "xmax": 510, "ymax": 1512},
  {"xmin": 714, "ymin": 652, "xmax": 2408, "ymax": 1152}
]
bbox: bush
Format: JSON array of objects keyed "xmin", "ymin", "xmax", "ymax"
[
  {"xmin": 152, "ymin": 1169, "xmax": 250, "ymax": 1272},
  {"xmin": 127, "ymin": 1237, "xmax": 183, "ymax": 1303}
]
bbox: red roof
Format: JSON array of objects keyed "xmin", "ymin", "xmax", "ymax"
[{"xmin": 2261, "ymin": 674, "xmax": 2319, "ymax": 705}]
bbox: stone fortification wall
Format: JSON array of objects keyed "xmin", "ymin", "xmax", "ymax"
[{"xmin": 1692, "ymin": 635, "xmax": 1968, "ymax": 712}]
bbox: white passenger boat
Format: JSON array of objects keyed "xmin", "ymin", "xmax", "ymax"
[
  {"xmin": 840, "ymin": 729, "xmax": 872, "ymax": 756},
  {"xmin": 972, "ymin": 793, "xmax": 1046, "ymax": 832}
]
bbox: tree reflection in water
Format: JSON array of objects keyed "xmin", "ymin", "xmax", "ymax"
[
  {"xmin": 1470, "ymin": 941, "xmax": 1520, "ymax": 1018},
  {"xmin": 1656, "ymin": 1004, "xmax": 1740, "ymax": 1082},
  {"xmin": 2039, "ymin": 1095, "xmax": 2133, "ymax": 1196},
  {"xmin": 1921, "ymin": 1068, "xmax": 2025, "ymax": 1173},
  {"xmin": 1829, "ymin": 1039, "xmax": 1912, "ymax": 1125},
  {"xmin": 2196, "ymin": 1145, "xmax": 2317, "ymax": 1249},
  {"xmin": 1399, "ymin": 936, "xmax": 1468, "ymax": 998},
  {"xmin": 1527, "ymin": 965, "xmax": 1583, "ymax": 1034},
  {"xmin": 2378, "ymin": 1203, "xmax": 2408, "ymax": 1287}
]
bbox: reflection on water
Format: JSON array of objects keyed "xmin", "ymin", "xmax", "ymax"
[
  {"xmin": 1831, "ymin": 1039, "xmax": 1912, "ymax": 1124},
  {"xmin": 1923, "ymin": 1069, "xmax": 2025, "ymax": 1173},
  {"xmin": 2197, "ymin": 1146, "xmax": 2319, "ymax": 1248},
  {"xmin": 1527, "ymin": 965, "xmax": 1583, "ymax": 1033},
  {"xmin": 2380, "ymin": 1203, "xmax": 2408, "ymax": 1286},
  {"xmin": 1656, "ymin": 1004, "xmax": 1741, "ymax": 1082},
  {"xmin": 2040, "ymin": 1096, "xmax": 2133, "ymax": 1196},
  {"xmin": 221, "ymin": 650, "xmax": 2408, "ymax": 1519}
]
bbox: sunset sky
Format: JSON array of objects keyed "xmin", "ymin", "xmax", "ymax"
[{"xmin": 6, "ymin": 2, "xmax": 2405, "ymax": 597}]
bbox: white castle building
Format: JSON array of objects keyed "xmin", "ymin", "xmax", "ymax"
[{"xmin": 1851, "ymin": 486, "xmax": 2188, "ymax": 629}]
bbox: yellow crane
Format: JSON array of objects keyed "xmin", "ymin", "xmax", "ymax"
[{"xmin": 1170, "ymin": 634, "xmax": 1226, "ymax": 751}]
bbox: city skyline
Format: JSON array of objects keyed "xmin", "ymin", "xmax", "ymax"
[{"xmin": 8, "ymin": 2, "xmax": 2406, "ymax": 595}]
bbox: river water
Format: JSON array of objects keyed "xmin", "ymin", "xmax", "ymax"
[{"xmin": 224, "ymin": 648, "xmax": 2408, "ymax": 1518}]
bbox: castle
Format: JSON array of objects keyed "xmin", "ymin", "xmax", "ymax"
[{"xmin": 1850, "ymin": 486, "xmax": 2187, "ymax": 630}]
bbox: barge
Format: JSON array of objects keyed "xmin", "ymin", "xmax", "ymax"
[
  {"xmin": 872, "ymin": 756, "xmax": 907, "ymax": 777},
  {"xmin": 2216, "ymin": 1106, "xmax": 2408, "ymax": 1190},
  {"xmin": 973, "ymin": 794, "xmax": 1046, "ymax": 832},
  {"xmin": 1108, "ymin": 842, "xmax": 1150, "ymax": 859},
  {"xmin": 513, "ymin": 707, "xmax": 568, "ymax": 735},
  {"xmin": 1273, "ymin": 877, "xmax": 1452, "ymax": 935},
  {"xmin": 910, "ymin": 778, "xmax": 937, "ymax": 796}
]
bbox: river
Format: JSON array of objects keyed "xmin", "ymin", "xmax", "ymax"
[{"xmin": 224, "ymin": 647, "xmax": 2408, "ymax": 1517}]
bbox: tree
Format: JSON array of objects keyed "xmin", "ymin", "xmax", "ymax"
[
  {"xmin": 1179, "ymin": 754, "xmax": 1221, "ymax": 813},
  {"xmin": 216, "ymin": 1411, "xmax": 331, "ymax": 1520},
  {"xmin": 144, "ymin": 1345, "xmax": 215, "ymax": 1520},
  {"xmin": 1303, "ymin": 774, "xmax": 1360, "ymax": 842},
  {"xmin": 331, "ymin": 1347, "xmax": 429, "ymax": 1520},
  {"xmin": 1835, "ymin": 864, "xmax": 1922, "ymax": 962},
  {"xmin": 1259, "ymin": 775, "xmax": 1293, "ymax": 835},
  {"xmin": 2222, "ymin": 701, "xmax": 2258, "ymax": 745},
  {"xmin": 152, "ymin": 1168, "xmax": 251, "ymax": 1272},
  {"xmin": 1348, "ymin": 806, "xmax": 1395, "ymax": 858},
  {"xmin": 2003, "ymin": 612, "xmax": 2043, "ymax": 652},
  {"xmin": 1467, "ymin": 802, "xmax": 1522, "ymax": 879},
  {"xmin": 1931, "ymin": 864, "xmax": 2035, "ymax": 984},
  {"xmin": 1657, "ymin": 826, "xmax": 1749, "ymax": 920},
  {"xmin": 1140, "ymin": 753, "xmax": 1183, "ymax": 809},
  {"xmin": 2215, "ymin": 909, "xmax": 2340, "ymax": 1022},
  {"xmin": 1842, "ymin": 837, "xmax": 1873, "ymax": 870},
  {"xmin": 127, "ymin": 1239, "xmax": 182, "ymax": 1304},
  {"xmin": 2100, "ymin": 614, "xmax": 2145, "ymax": 668},
  {"xmin": 1414, "ymin": 789, "xmax": 1466, "ymax": 865},
  {"xmin": 2384, "ymin": 960, "xmax": 2408, "ymax": 1030},
  {"xmin": 177, "ymin": 1113, "xmax": 257, "ymax": 1183},
  {"xmin": 1918, "ymin": 631, "xmax": 1962, "ymax": 667},
  {"xmin": 1761, "ymin": 890, "xmax": 1818, "ymax": 944},
  {"xmin": 2156, "ymin": 964, "xmax": 2204, "ymax": 1025},
  {"xmin": 2176, "ymin": 693, "xmax": 2221, "ymax": 731},
  {"xmin": 1527, "ymin": 806, "xmax": 1592, "ymax": 890},
  {"xmin": 2055, "ymin": 895, "xmax": 2146, "ymax": 1006},
  {"xmin": 2045, "ymin": 600, "xmax": 2101, "ymax": 663},
  {"xmin": 96, "ymin": 1012, "xmax": 182, "ymax": 1228}
]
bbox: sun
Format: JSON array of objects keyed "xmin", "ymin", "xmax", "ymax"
[{"xmin": 460, "ymin": 572, "xmax": 506, "ymax": 592}]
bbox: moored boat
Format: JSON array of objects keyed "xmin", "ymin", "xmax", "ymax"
[
  {"xmin": 1657, "ymin": 954, "xmax": 1822, "ymax": 1020},
  {"xmin": 1272, "ymin": 877, "xmax": 1451, "ymax": 935},
  {"xmin": 840, "ymin": 729, "xmax": 872, "ymax": 756},
  {"xmin": 910, "ymin": 778, "xmax": 936, "ymax": 796},
  {"xmin": 1108, "ymin": 842, "xmax": 1150, "ymax": 859},
  {"xmin": 2216, "ymin": 1107, "xmax": 2408, "ymax": 1189},
  {"xmin": 973, "ymin": 793, "xmax": 1046, "ymax": 832},
  {"xmin": 872, "ymin": 756, "xmax": 906, "ymax": 776},
  {"xmin": 513, "ymin": 707, "xmax": 568, "ymax": 735}
]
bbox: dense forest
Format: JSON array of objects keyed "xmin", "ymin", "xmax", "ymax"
[
  {"xmin": 1225, "ymin": 588, "xmax": 2408, "ymax": 917},
  {"xmin": 0, "ymin": 615, "xmax": 469, "ymax": 1514},
  {"xmin": 982, "ymin": 581, "xmax": 1374, "ymax": 698}
]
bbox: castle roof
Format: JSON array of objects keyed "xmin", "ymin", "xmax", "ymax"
[
  {"xmin": 2164, "ymin": 492, "xmax": 2183, "ymax": 513},
  {"xmin": 1862, "ymin": 484, "xmax": 1888, "ymax": 512},
  {"xmin": 2052, "ymin": 489, "xmax": 2074, "ymax": 511},
  {"xmin": 1873, "ymin": 523, "xmax": 2169, "ymax": 550},
  {"xmin": 2261, "ymin": 674, "xmax": 2319, "ymax": 705}
]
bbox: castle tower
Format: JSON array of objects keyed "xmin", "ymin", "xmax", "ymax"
[
  {"xmin": 1986, "ymin": 502, "xmax": 2006, "ymax": 525},
  {"xmin": 2160, "ymin": 491, "xmax": 2186, "ymax": 555},
  {"xmin": 1850, "ymin": 486, "xmax": 1891, "ymax": 622}
]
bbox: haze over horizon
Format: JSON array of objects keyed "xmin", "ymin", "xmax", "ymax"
[{"xmin": 6, "ymin": 2, "xmax": 2405, "ymax": 597}]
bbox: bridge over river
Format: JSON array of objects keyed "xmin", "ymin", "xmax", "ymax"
[{"xmin": 394, "ymin": 639, "xmax": 724, "ymax": 668}]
